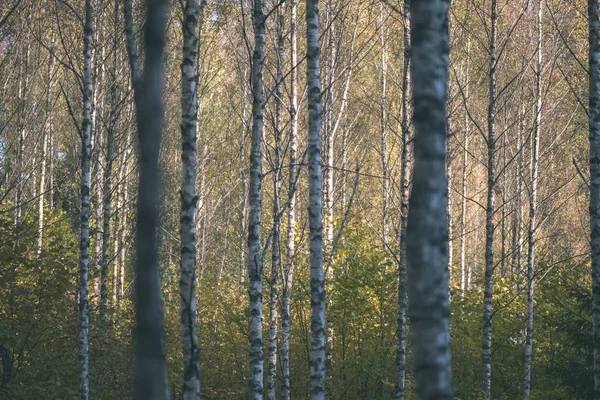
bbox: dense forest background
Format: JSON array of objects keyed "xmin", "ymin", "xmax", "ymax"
[{"xmin": 0, "ymin": 0, "xmax": 596, "ymax": 399}]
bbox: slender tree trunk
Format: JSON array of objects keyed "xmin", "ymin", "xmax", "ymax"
[
  {"xmin": 267, "ymin": 6, "xmax": 284, "ymax": 400},
  {"xmin": 15, "ymin": 43, "xmax": 29, "ymax": 229},
  {"xmin": 323, "ymin": 0, "xmax": 336, "ymax": 252},
  {"xmin": 125, "ymin": 0, "xmax": 171, "ymax": 397},
  {"xmin": 241, "ymin": 69, "xmax": 250, "ymax": 285},
  {"xmin": 447, "ymin": 158, "xmax": 453, "ymax": 288},
  {"xmin": 307, "ymin": 0, "xmax": 326, "ymax": 397},
  {"xmin": 49, "ymin": 106, "xmax": 55, "ymax": 210},
  {"xmin": 100, "ymin": 0, "xmax": 120, "ymax": 324},
  {"xmin": 78, "ymin": 1, "xmax": 94, "ymax": 397},
  {"xmin": 511, "ymin": 105, "xmax": 524, "ymax": 278},
  {"xmin": 248, "ymin": 0, "xmax": 266, "ymax": 397},
  {"xmin": 180, "ymin": 0, "xmax": 203, "ymax": 398},
  {"xmin": 524, "ymin": 3, "xmax": 543, "ymax": 397},
  {"xmin": 281, "ymin": 2, "xmax": 299, "ymax": 398},
  {"xmin": 38, "ymin": 26, "xmax": 55, "ymax": 255},
  {"xmin": 380, "ymin": 4, "xmax": 390, "ymax": 244},
  {"xmin": 113, "ymin": 153, "xmax": 122, "ymax": 307},
  {"xmin": 323, "ymin": 2, "xmax": 336, "ymax": 380},
  {"xmin": 395, "ymin": 1, "xmax": 411, "ymax": 398},
  {"xmin": 407, "ymin": 0, "xmax": 453, "ymax": 398},
  {"xmin": 93, "ymin": 38, "xmax": 105, "ymax": 303},
  {"xmin": 460, "ymin": 39, "xmax": 470, "ymax": 298},
  {"xmin": 590, "ymin": 0, "xmax": 600, "ymax": 397},
  {"xmin": 482, "ymin": 0, "xmax": 498, "ymax": 398},
  {"xmin": 197, "ymin": 139, "xmax": 208, "ymax": 280},
  {"xmin": 119, "ymin": 118, "xmax": 132, "ymax": 307}
]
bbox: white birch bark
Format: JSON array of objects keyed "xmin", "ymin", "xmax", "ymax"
[
  {"xmin": 113, "ymin": 152, "xmax": 122, "ymax": 307},
  {"xmin": 14, "ymin": 43, "xmax": 29, "ymax": 229},
  {"xmin": 37, "ymin": 26, "xmax": 55, "ymax": 255},
  {"xmin": 281, "ymin": 2, "xmax": 299, "ymax": 398},
  {"xmin": 248, "ymin": 0, "xmax": 266, "ymax": 397},
  {"xmin": 524, "ymin": 2, "xmax": 543, "ymax": 397},
  {"xmin": 482, "ymin": 0, "xmax": 498, "ymax": 398},
  {"xmin": 395, "ymin": 1, "xmax": 411, "ymax": 398},
  {"xmin": 267, "ymin": 5, "xmax": 284, "ymax": 399},
  {"xmin": 119, "ymin": 119, "xmax": 132, "ymax": 307},
  {"xmin": 380, "ymin": 4, "xmax": 390, "ymax": 244},
  {"xmin": 307, "ymin": 0, "xmax": 326, "ymax": 397},
  {"xmin": 78, "ymin": 0, "xmax": 94, "ymax": 397},
  {"xmin": 100, "ymin": 0, "xmax": 120, "ymax": 323},
  {"xmin": 460, "ymin": 39, "xmax": 470, "ymax": 298},
  {"xmin": 180, "ymin": 0, "xmax": 203, "ymax": 397},
  {"xmin": 240, "ymin": 68, "xmax": 250, "ymax": 285},
  {"xmin": 511, "ymin": 106, "xmax": 524, "ymax": 278}
]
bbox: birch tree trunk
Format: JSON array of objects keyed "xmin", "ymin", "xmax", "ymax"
[
  {"xmin": 100, "ymin": 0, "xmax": 120, "ymax": 323},
  {"xmin": 38, "ymin": 26, "xmax": 55, "ymax": 255},
  {"xmin": 524, "ymin": 2, "xmax": 543, "ymax": 397},
  {"xmin": 180, "ymin": 0, "xmax": 203, "ymax": 398},
  {"xmin": 125, "ymin": 0, "xmax": 171, "ymax": 397},
  {"xmin": 589, "ymin": 0, "xmax": 600, "ymax": 396},
  {"xmin": 482, "ymin": 1, "xmax": 498, "ymax": 397},
  {"xmin": 307, "ymin": 0, "xmax": 326, "ymax": 397},
  {"xmin": 267, "ymin": 6, "xmax": 284, "ymax": 399},
  {"xmin": 447, "ymin": 157, "xmax": 453, "ymax": 287},
  {"xmin": 380, "ymin": 4, "xmax": 390, "ymax": 244},
  {"xmin": 113, "ymin": 153, "xmax": 122, "ymax": 306},
  {"xmin": 15, "ymin": 43, "xmax": 29, "ymax": 229},
  {"xmin": 511, "ymin": 106, "xmax": 524, "ymax": 278},
  {"xmin": 248, "ymin": 0, "xmax": 266, "ymax": 397},
  {"xmin": 281, "ymin": 2, "xmax": 299, "ymax": 398},
  {"xmin": 407, "ymin": 0, "xmax": 453, "ymax": 398},
  {"xmin": 78, "ymin": 0, "xmax": 94, "ymax": 397},
  {"xmin": 395, "ymin": 0, "xmax": 411, "ymax": 398},
  {"xmin": 460, "ymin": 39, "xmax": 470, "ymax": 298},
  {"xmin": 93, "ymin": 45, "xmax": 105, "ymax": 303},
  {"xmin": 323, "ymin": 1, "xmax": 336, "ymax": 253},
  {"xmin": 240, "ymin": 69, "xmax": 250, "ymax": 285},
  {"xmin": 323, "ymin": 3, "xmax": 336, "ymax": 379},
  {"xmin": 119, "ymin": 119, "xmax": 132, "ymax": 307}
]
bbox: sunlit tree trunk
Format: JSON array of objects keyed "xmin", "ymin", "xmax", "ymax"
[
  {"xmin": 380, "ymin": 4, "xmax": 390, "ymax": 244},
  {"xmin": 248, "ymin": 0, "xmax": 266, "ymax": 397},
  {"xmin": 37, "ymin": 26, "xmax": 55, "ymax": 255},
  {"xmin": 119, "ymin": 114, "xmax": 132, "ymax": 307},
  {"xmin": 93, "ymin": 32, "xmax": 105, "ymax": 303},
  {"xmin": 460, "ymin": 39, "xmax": 470, "ymax": 298},
  {"xmin": 15, "ymin": 43, "xmax": 30, "ymax": 230},
  {"xmin": 113, "ymin": 151, "xmax": 123, "ymax": 307},
  {"xmin": 281, "ymin": 2, "xmax": 299, "ymax": 398},
  {"xmin": 482, "ymin": 0, "xmax": 497, "ymax": 398},
  {"xmin": 323, "ymin": 0, "xmax": 336, "ymax": 253},
  {"xmin": 78, "ymin": 0, "xmax": 94, "ymax": 397},
  {"xmin": 524, "ymin": 2, "xmax": 543, "ymax": 397},
  {"xmin": 407, "ymin": 0, "xmax": 453, "ymax": 398},
  {"xmin": 323, "ymin": 2, "xmax": 336, "ymax": 379},
  {"xmin": 100, "ymin": 0, "xmax": 120, "ymax": 324},
  {"xmin": 447, "ymin": 152, "xmax": 453, "ymax": 287},
  {"xmin": 240, "ymin": 68, "xmax": 249, "ymax": 285},
  {"xmin": 180, "ymin": 0, "xmax": 203, "ymax": 398},
  {"xmin": 395, "ymin": 0, "xmax": 411, "ymax": 398},
  {"xmin": 511, "ymin": 104, "xmax": 524, "ymax": 279},
  {"xmin": 307, "ymin": 0, "xmax": 326, "ymax": 397},
  {"xmin": 267, "ymin": 5, "xmax": 284, "ymax": 399}
]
